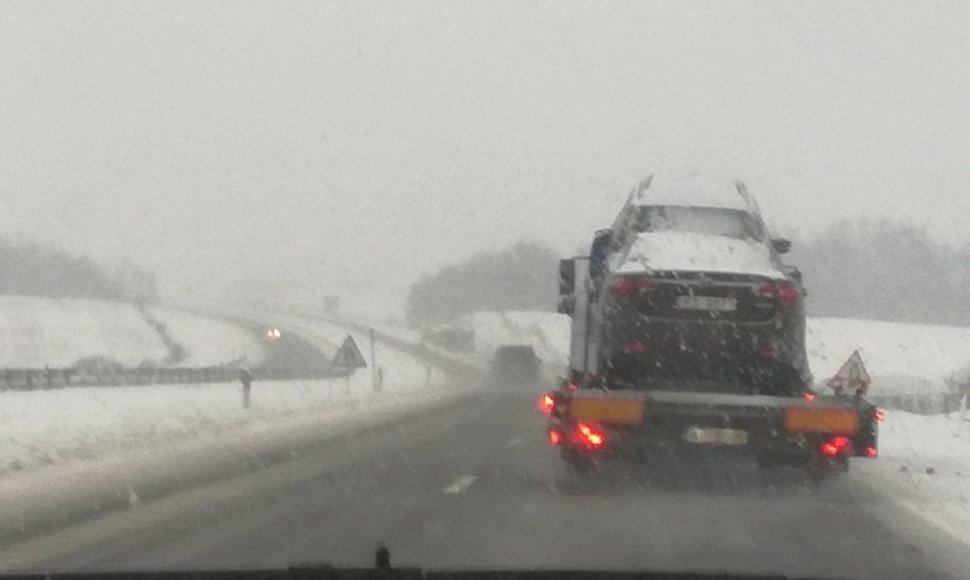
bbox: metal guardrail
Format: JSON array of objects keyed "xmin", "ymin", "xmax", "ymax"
[
  {"xmin": 0, "ymin": 366, "xmax": 354, "ymax": 391},
  {"xmin": 868, "ymin": 392, "xmax": 967, "ymax": 416}
]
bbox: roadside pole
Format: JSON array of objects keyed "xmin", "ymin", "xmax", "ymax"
[{"xmin": 370, "ymin": 328, "xmax": 379, "ymax": 394}]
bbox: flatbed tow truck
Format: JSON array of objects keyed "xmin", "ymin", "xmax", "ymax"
[{"xmin": 540, "ymin": 179, "xmax": 880, "ymax": 478}]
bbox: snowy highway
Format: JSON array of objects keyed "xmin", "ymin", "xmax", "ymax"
[{"xmin": 2, "ymin": 384, "xmax": 967, "ymax": 578}]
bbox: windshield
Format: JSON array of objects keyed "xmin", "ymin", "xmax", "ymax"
[
  {"xmin": 2, "ymin": 2, "xmax": 970, "ymax": 578},
  {"xmin": 632, "ymin": 206, "xmax": 765, "ymax": 241}
]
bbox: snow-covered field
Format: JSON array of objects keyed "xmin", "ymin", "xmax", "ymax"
[
  {"xmin": 148, "ymin": 307, "xmax": 264, "ymax": 368},
  {"xmin": 0, "ymin": 296, "xmax": 265, "ymax": 370},
  {"xmin": 0, "ymin": 296, "xmax": 169, "ymax": 368},
  {"xmin": 0, "ymin": 319, "xmax": 447, "ymax": 475}
]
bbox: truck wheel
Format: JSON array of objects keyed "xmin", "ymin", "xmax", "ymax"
[
  {"xmin": 806, "ymin": 454, "xmax": 849, "ymax": 483},
  {"xmin": 563, "ymin": 449, "xmax": 595, "ymax": 478}
]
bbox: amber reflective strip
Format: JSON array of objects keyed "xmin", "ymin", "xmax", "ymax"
[
  {"xmin": 569, "ymin": 399, "xmax": 645, "ymax": 425},
  {"xmin": 784, "ymin": 408, "xmax": 859, "ymax": 434}
]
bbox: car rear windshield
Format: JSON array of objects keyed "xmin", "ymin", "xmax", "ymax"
[{"xmin": 633, "ymin": 206, "xmax": 765, "ymax": 241}]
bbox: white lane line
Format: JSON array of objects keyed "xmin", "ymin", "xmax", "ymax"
[{"xmin": 442, "ymin": 475, "xmax": 478, "ymax": 495}]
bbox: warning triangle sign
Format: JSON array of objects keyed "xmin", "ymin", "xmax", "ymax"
[
  {"xmin": 827, "ymin": 350, "xmax": 871, "ymax": 394},
  {"xmin": 332, "ymin": 335, "xmax": 367, "ymax": 369}
]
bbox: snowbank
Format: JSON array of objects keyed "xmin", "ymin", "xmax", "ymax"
[
  {"xmin": 0, "ymin": 296, "xmax": 169, "ymax": 368},
  {"xmin": 853, "ymin": 409, "xmax": 970, "ymax": 547},
  {"xmin": 807, "ymin": 318, "xmax": 970, "ymax": 394},
  {"xmin": 148, "ymin": 307, "xmax": 265, "ymax": 368},
  {"xmin": 0, "ymin": 322, "xmax": 447, "ymax": 475}
]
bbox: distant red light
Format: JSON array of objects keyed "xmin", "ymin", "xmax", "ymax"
[
  {"xmin": 538, "ymin": 393, "xmax": 556, "ymax": 415},
  {"xmin": 567, "ymin": 381, "xmax": 578, "ymax": 391},
  {"xmin": 874, "ymin": 409, "xmax": 885, "ymax": 422},
  {"xmin": 865, "ymin": 446, "xmax": 878, "ymax": 458},
  {"xmin": 548, "ymin": 429, "xmax": 562, "ymax": 446},
  {"xmin": 803, "ymin": 391, "xmax": 817, "ymax": 403},
  {"xmin": 624, "ymin": 342, "xmax": 649, "ymax": 354}
]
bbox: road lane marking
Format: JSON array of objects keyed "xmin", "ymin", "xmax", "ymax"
[{"xmin": 443, "ymin": 475, "xmax": 478, "ymax": 494}]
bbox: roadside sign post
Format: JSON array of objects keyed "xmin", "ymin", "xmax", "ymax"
[{"xmin": 370, "ymin": 328, "xmax": 379, "ymax": 394}]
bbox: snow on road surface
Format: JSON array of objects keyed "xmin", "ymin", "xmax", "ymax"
[
  {"xmin": 853, "ymin": 409, "xmax": 970, "ymax": 547},
  {"xmin": 147, "ymin": 307, "xmax": 265, "ymax": 368},
  {"xmin": 0, "ymin": 296, "xmax": 169, "ymax": 368}
]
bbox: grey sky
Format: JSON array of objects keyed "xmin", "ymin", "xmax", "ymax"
[{"xmin": 2, "ymin": 1, "xmax": 968, "ymax": 311}]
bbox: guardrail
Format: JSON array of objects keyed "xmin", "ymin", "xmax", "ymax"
[
  {"xmin": 0, "ymin": 366, "xmax": 354, "ymax": 391},
  {"xmin": 868, "ymin": 392, "xmax": 967, "ymax": 416}
]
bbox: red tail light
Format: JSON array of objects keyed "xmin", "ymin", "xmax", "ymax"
[
  {"xmin": 567, "ymin": 381, "xmax": 578, "ymax": 391},
  {"xmin": 758, "ymin": 283, "xmax": 800, "ymax": 305},
  {"xmin": 873, "ymin": 409, "xmax": 885, "ymax": 422},
  {"xmin": 538, "ymin": 393, "xmax": 557, "ymax": 416},
  {"xmin": 608, "ymin": 277, "xmax": 657, "ymax": 297},
  {"xmin": 548, "ymin": 429, "xmax": 562, "ymax": 446},
  {"xmin": 623, "ymin": 342, "xmax": 650, "ymax": 354},
  {"xmin": 820, "ymin": 435, "xmax": 852, "ymax": 457},
  {"xmin": 577, "ymin": 422, "xmax": 606, "ymax": 449},
  {"xmin": 865, "ymin": 446, "xmax": 878, "ymax": 458},
  {"xmin": 802, "ymin": 391, "xmax": 817, "ymax": 403}
]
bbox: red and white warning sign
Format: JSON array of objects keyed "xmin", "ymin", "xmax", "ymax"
[{"xmin": 827, "ymin": 350, "xmax": 871, "ymax": 396}]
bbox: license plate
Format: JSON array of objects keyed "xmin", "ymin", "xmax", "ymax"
[
  {"xmin": 569, "ymin": 398, "xmax": 645, "ymax": 425},
  {"xmin": 684, "ymin": 427, "xmax": 748, "ymax": 446},
  {"xmin": 675, "ymin": 296, "xmax": 737, "ymax": 311}
]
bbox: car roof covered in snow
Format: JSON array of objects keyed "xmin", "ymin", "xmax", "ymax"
[{"xmin": 627, "ymin": 174, "xmax": 758, "ymax": 213}]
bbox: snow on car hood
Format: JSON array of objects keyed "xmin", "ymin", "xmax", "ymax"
[{"xmin": 613, "ymin": 231, "xmax": 785, "ymax": 278}]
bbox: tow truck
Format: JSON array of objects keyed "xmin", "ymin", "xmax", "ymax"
[{"xmin": 541, "ymin": 176, "xmax": 880, "ymax": 478}]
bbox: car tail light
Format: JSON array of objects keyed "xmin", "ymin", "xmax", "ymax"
[
  {"xmin": 577, "ymin": 422, "xmax": 606, "ymax": 449},
  {"xmin": 802, "ymin": 391, "xmax": 817, "ymax": 403},
  {"xmin": 758, "ymin": 283, "xmax": 800, "ymax": 305},
  {"xmin": 820, "ymin": 435, "xmax": 852, "ymax": 457},
  {"xmin": 623, "ymin": 342, "xmax": 649, "ymax": 354},
  {"xmin": 865, "ymin": 446, "xmax": 878, "ymax": 458},
  {"xmin": 548, "ymin": 429, "xmax": 562, "ymax": 446},
  {"xmin": 567, "ymin": 381, "xmax": 578, "ymax": 391},
  {"xmin": 873, "ymin": 409, "xmax": 885, "ymax": 422},
  {"xmin": 538, "ymin": 392, "xmax": 557, "ymax": 416},
  {"xmin": 608, "ymin": 277, "xmax": 657, "ymax": 297}
]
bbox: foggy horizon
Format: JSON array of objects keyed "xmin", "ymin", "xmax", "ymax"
[{"xmin": 3, "ymin": 1, "xmax": 969, "ymax": 310}]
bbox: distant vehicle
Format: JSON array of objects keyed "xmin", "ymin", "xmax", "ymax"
[
  {"xmin": 263, "ymin": 327, "xmax": 282, "ymax": 342},
  {"xmin": 547, "ymin": 175, "xmax": 878, "ymax": 478},
  {"xmin": 491, "ymin": 344, "xmax": 541, "ymax": 384}
]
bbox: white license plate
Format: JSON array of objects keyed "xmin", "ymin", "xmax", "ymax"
[
  {"xmin": 684, "ymin": 427, "xmax": 748, "ymax": 446},
  {"xmin": 675, "ymin": 296, "xmax": 737, "ymax": 311}
]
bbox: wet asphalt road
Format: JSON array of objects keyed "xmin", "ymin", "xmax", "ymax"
[{"xmin": 3, "ymin": 385, "xmax": 968, "ymax": 579}]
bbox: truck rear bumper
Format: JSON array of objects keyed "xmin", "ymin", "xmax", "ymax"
[{"xmin": 547, "ymin": 390, "xmax": 878, "ymax": 464}]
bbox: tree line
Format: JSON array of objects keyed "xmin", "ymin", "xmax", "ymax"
[
  {"xmin": 406, "ymin": 221, "xmax": 970, "ymax": 328},
  {"xmin": 0, "ymin": 237, "xmax": 157, "ymax": 304}
]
